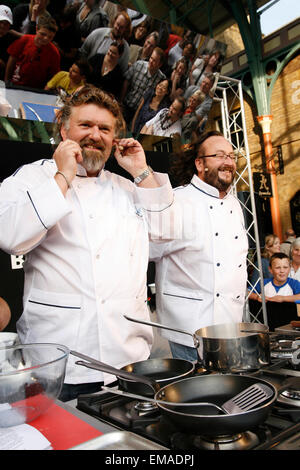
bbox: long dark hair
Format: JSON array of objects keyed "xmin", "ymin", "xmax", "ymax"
[{"xmin": 169, "ymin": 130, "xmax": 224, "ymax": 186}]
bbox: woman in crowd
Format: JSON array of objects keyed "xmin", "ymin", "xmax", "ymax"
[
  {"xmin": 76, "ymin": 0, "xmax": 108, "ymax": 43},
  {"xmin": 180, "ymin": 89, "xmax": 205, "ymax": 142},
  {"xmin": 250, "ymin": 234, "xmax": 281, "ymax": 285},
  {"xmin": 289, "ymin": 238, "xmax": 300, "ymax": 281},
  {"xmin": 131, "ymin": 78, "xmax": 171, "ymax": 135},
  {"xmin": 188, "ymin": 49, "xmax": 221, "ymax": 87},
  {"xmin": 88, "ymin": 41, "xmax": 124, "ymax": 99},
  {"xmin": 170, "ymin": 57, "xmax": 188, "ymax": 100},
  {"xmin": 128, "ymin": 17, "xmax": 151, "ymax": 47},
  {"xmin": 12, "ymin": 0, "xmax": 50, "ymax": 35},
  {"xmin": 45, "ymin": 57, "xmax": 91, "ymax": 95}
]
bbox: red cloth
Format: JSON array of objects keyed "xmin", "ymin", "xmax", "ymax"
[
  {"xmin": 164, "ymin": 34, "xmax": 181, "ymax": 55},
  {"xmin": 7, "ymin": 35, "xmax": 60, "ymax": 89}
]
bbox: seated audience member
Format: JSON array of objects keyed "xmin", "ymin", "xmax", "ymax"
[
  {"xmin": 79, "ymin": 10, "xmax": 131, "ymax": 74},
  {"xmin": 131, "ymin": 78, "xmax": 171, "ymax": 134},
  {"xmin": 45, "ymin": 57, "xmax": 90, "ymax": 94},
  {"xmin": 53, "ymin": 4, "xmax": 82, "ymax": 71},
  {"xmin": 184, "ymin": 72, "xmax": 215, "ymax": 135},
  {"xmin": 188, "ymin": 52, "xmax": 210, "ymax": 87},
  {"xmin": 0, "ymin": 5, "xmax": 15, "ymax": 80},
  {"xmin": 5, "ymin": 15, "xmax": 60, "ymax": 90},
  {"xmin": 76, "ymin": 0, "xmax": 108, "ymax": 43},
  {"xmin": 164, "ymin": 31, "xmax": 181, "ymax": 57},
  {"xmin": 128, "ymin": 30, "xmax": 159, "ymax": 65},
  {"xmin": 12, "ymin": 0, "xmax": 50, "ymax": 35},
  {"xmin": 249, "ymin": 253, "xmax": 300, "ymax": 304},
  {"xmin": 250, "ymin": 234, "xmax": 281, "ymax": 287},
  {"xmin": 192, "ymin": 50, "xmax": 221, "ymax": 87},
  {"xmin": 0, "ymin": 296, "xmax": 11, "ymax": 331},
  {"xmin": 121, "ymin": 47, "xmax": 166, "ymax": 125},
  {"xmin": 181, "ymin": 89, "xmax": 206, "ymax": 141},
  {"xmin": 170, "ymin": 57, "xmax": 188, "ymax": 100},
  {"xmin": 289, "ymin": 238, "xmax": 300, "ymax": 281},
  {"xmin": 88, "ymin": 41, "xmax": 124, "ymax": 99},
  {"xmin": 167, "ymin": 31, "xmax": 194, "ymax": 68},
  {"xmin": 128, "ymin": 16, "xmax": 151, "ymax": 46},
  {"xmin": 280, "ymin": 228, "xmax": 296, "ymax": 256},
  {"xmin": 141, "ymin": 96, "xmax": 185, "ymax": 137}
]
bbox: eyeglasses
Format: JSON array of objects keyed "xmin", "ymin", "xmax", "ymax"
[{"xmin": 201, "ymin": 150, "xmax": 237, "ymax": 162}]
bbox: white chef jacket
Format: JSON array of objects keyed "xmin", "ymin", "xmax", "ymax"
[
  {"xmin": 0, "ymin": 159, "xmax": 173, "ymax": 384},
  {"xmin": 150, "ymin": 174, "xmax": 249, "ymax": 347}
]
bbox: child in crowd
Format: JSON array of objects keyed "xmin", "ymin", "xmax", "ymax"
[
  {"xmin": 249, "ymin": 252, "xmax": 300, "ymax": 304},
  {"xmin": 5, "ymin": 14, "xmax": 60, "ymax": 89}
]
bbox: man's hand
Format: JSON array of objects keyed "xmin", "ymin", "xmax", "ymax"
[
  {"xmin": 113, "ymin": 138, "xmax": 159, "ymax": 188},
  {"xmin": 113, "ymin": 138, "xmax": 148, "ymax": 179},
  {"xmin": 53, "ymin": 140, "xmax": 82, "ymax": 194}
]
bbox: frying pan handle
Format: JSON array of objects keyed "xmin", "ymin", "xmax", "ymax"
[
  {"xmin": 123, "ymin": 315, "xmax": 198, "ymax": 347},
  {"xmin": 70, "ymin": 350, "xmax": 159, "ymax": 393}
]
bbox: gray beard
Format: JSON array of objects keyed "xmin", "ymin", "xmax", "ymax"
[{"xmin": 81, "ymin": 148, "xmax": 106, "ymax": 175}]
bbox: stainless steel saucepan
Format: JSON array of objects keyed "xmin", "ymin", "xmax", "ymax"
[{"xmin": 124, "ymin": 315, "xmax": 270, "ymax": 372}]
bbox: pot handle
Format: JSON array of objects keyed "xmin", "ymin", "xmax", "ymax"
[
  {"xmin": 70, "ymin": 350, "xmax": 159, "ymax": 393},
  {"xmin": 123, "ymin": 315, "xmax": 199, "ymax": 347}
]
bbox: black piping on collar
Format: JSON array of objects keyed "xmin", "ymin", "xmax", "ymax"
[{"xmin": 190, "ymin": 182, "xmax": 220, "ymax": 200}]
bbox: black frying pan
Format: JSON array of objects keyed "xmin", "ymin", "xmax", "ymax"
[
  {"xmin": 71, "ymin": 351, "xmax": 278, "ymax": 436},
  {"xmin": 70, "ymin": 350, "xmax": 195, "ymax": 396}
]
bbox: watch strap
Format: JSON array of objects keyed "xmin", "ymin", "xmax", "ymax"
[{"xmin": 134, "ymin": 166, "xmax": 153, "ymax": 184}]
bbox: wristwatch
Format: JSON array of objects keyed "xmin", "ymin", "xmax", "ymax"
[{"xmin": 134, "ymin": 166, "xmax": 153, "ymax": 184}]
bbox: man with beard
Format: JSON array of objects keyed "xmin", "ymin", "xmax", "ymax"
[
  {"xmin": 79, "ymin": 10, "xmax": 131, "ymax": 73},
  {"xmin": 0, "ymin": 85, "xmax": 174, "ymax": 400},
  {"xmin": 150, "ymin": 131, "xmax": 248, "ymax": 361},
  {"xmin": 141, "ymin": 97, "xmax": 185, "ymax": 137}
]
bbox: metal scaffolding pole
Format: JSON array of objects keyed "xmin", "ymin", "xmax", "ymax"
[{"xmin": 216, "ymin": 74, "xmax": 268, "ymax": 325}]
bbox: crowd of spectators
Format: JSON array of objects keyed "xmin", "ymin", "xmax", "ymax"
[{"xmin": 0, "ymin": 0, "xmax": 225, "ymax": 141}]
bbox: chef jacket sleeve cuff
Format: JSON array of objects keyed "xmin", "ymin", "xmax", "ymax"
[
  {"xmin": 133, "ymin": 172, "xmax": 174, "ymax": 211},
  {"xmin": 27, "ymin": 177, "xmax": 72, "ymax": 229}
]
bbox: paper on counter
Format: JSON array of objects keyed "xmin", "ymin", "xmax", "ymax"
[
  {"xmin": 0, "ymin": 423, "xmax": 52, "ymax": 450},
  {"xmin": 0, "ymin": 404, "xmax": 52, "ymax": 450}
]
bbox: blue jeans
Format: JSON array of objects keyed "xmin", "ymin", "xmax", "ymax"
[{"xmin": 169, "ymin": 341, "xmax": 198, "ymax": 362}]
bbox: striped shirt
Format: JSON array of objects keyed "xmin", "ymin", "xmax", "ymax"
[{"xmin": 124, "ymin": 60, "xmax": 166, "ymax": 109}]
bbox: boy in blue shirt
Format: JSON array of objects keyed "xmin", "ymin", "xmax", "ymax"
[{"xmin": 249, "ymin": 253, "xmax": 300, "ymax": 304}]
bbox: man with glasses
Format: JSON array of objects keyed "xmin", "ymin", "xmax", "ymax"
[{"xmin": 150, "ymin": 131, "xmax": 248, "ymax": 361}]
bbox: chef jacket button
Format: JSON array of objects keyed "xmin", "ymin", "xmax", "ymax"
[
  {"xmin": 220, "ymin": 202, "xmax": 223, "ymax": 205},
  {"xmin": 216, "ymin": 293, "xmax": 220, "ymax": 297},
  {"xmin": 230, "ymin": 210, "xmax": 233, "ymax": 214},
  {"xmin": 239, "ymin": 264, "xmax": 242, "ymax": 268},
  {"xmin": 235, "ymin": 235, "xmax": 238, "ymax": 239},
  {"xmin": 215, "ymin": 232, "xmax": 218, "ymax": 236},
  {"xmin": 236, "ymin": 295, "xmax": 240, "ymax": 299},
  {"xmin": 217, "ymin": 263, "xmax": 220, "ymax": 266}
]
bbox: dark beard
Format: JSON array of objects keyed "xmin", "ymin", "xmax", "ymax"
[{"xmin": 204, "ymin": 165, "xmax": 234, "ymax": 192}]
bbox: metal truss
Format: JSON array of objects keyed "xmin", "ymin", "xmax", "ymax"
[{"xmin": 215, "ymin": 74, "xmax": 268, "ymax": 325}]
